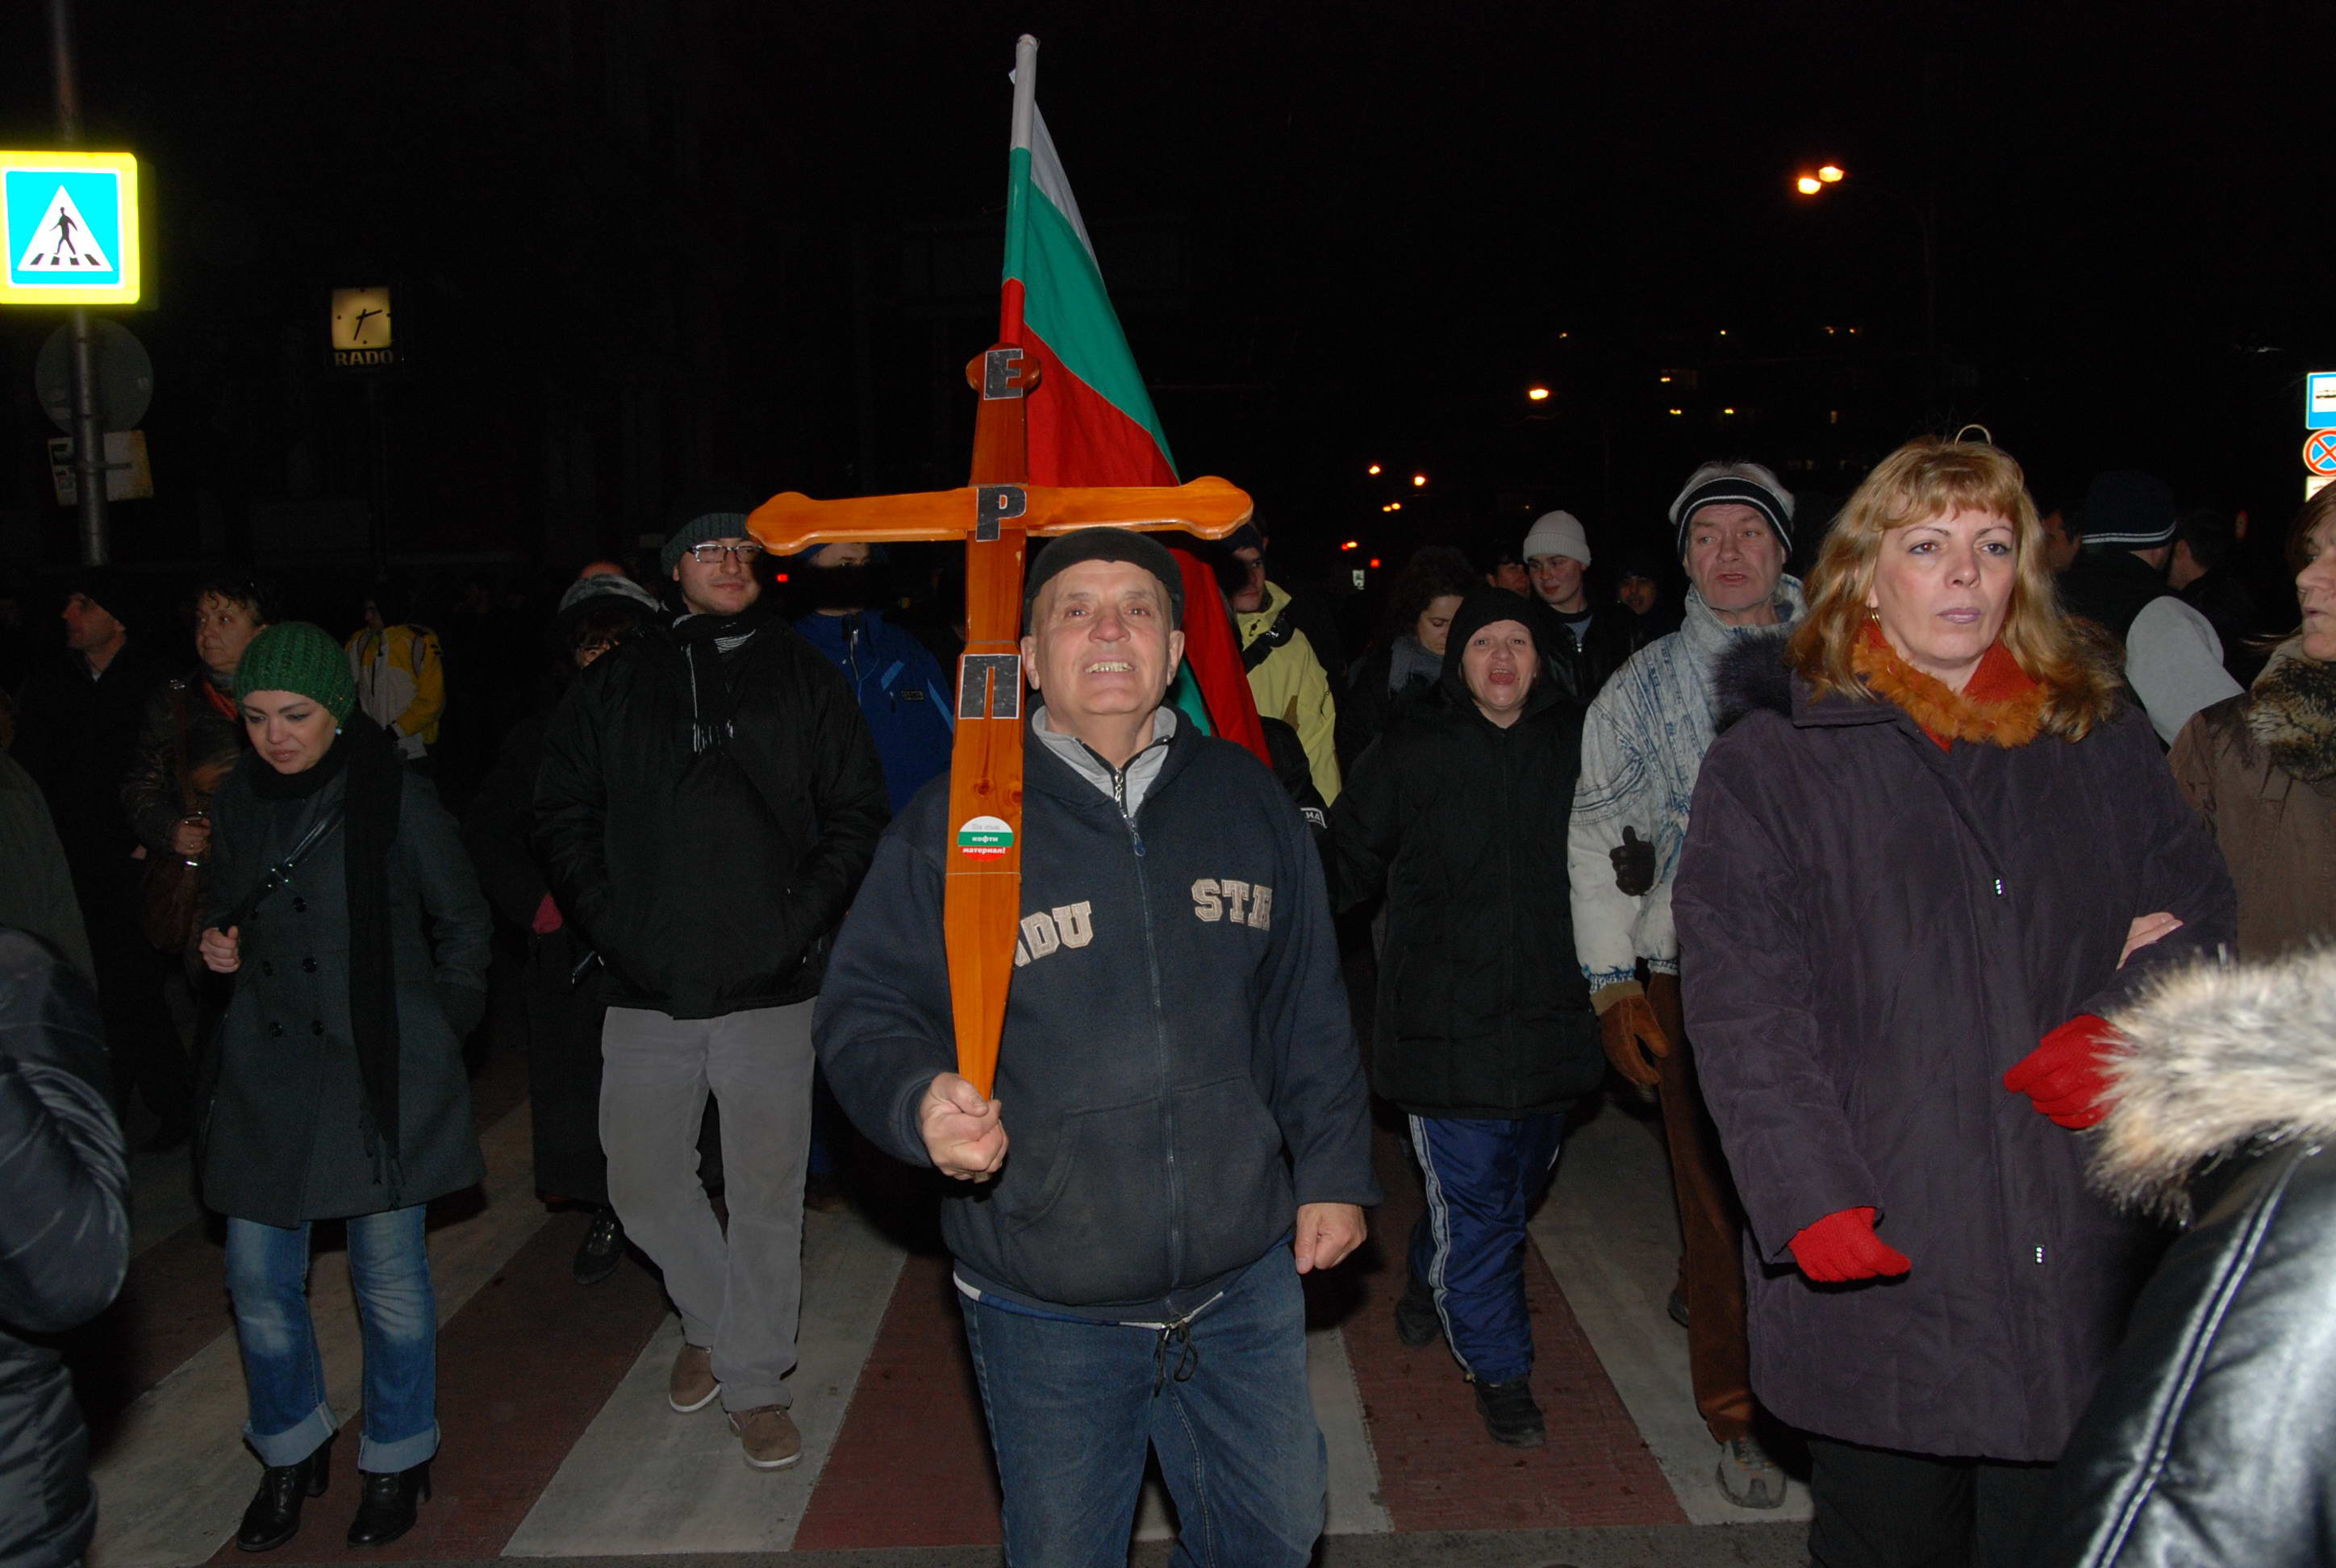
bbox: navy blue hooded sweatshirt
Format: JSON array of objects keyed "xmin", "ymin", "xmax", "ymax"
[{"xmin": 814, "ymin": 711, "xmax": 1379, "ymax": 1320}]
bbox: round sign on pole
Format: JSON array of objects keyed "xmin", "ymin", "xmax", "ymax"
[
  {"xmin": 2305, "ymin": 431, "xmax": 2336, "ymax": 477},
  {"xmin": 35, "ymin": 319, "xmax": 153, "ymax": 435}
]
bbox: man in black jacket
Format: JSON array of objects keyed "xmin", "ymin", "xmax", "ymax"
[
  {"xmin": 816, "ymin": 529, "xmax": 1377, "ymax": 1568},
  {"xmin": 10, "ymin": 569, "xmax": 187, "ymax": 1141},
  {"xmin": 533, "ymin": 499, "xmax": 887, "ymax": 1473}
]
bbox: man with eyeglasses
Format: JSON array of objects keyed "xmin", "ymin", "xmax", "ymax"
[{"xmin": 534, "ymin": 493, "xmax": 889, "ymax": 1472}]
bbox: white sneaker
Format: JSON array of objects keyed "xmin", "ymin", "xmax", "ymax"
[{"xmin": 1717, "ymin": 1434, "xmax": 1786, "ymax": 1508}]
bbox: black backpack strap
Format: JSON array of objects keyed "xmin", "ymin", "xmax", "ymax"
[{"xmin": 1241, "ymin": 606, "xmax": 1299, "ymax": 673}]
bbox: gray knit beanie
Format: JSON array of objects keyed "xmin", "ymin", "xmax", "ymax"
[{"xmin": 658, "ymin": 484, "xmax": 765, "ymax": 576}]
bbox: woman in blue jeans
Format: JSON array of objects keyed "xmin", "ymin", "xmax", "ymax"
[{"xmin": 194, "ymin": 623, "xmax": 490, "ymax": 1552}]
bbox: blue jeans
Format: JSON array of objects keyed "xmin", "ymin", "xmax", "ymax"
[
  {"xmin": 1407, "ymin": 1111, "xmax": 1566, "ymax": 1384},
  {"xmin": 224, "ymin": 1206, "xmax": 439, "ymax": 1474},
  {"xmin": 958, "ymin": 1245, "xmax": 1326, "ymax": 1568}
]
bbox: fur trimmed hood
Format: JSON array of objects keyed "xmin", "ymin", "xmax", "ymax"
[
  {"xmin": 2094, "ymin": 947, "xmax": 2336, "ymax": 1220},
  {"xmin": 2244, "ymin": 640, "xmax": 2336, "ymax": 782},
  {"xmin": 1712, "ymin": 628, "xmax": 1798, "ymax": 732}
]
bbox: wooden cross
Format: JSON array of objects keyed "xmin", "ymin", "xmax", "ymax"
[{"xmin": 748, "ymin": 344, "xmax": 1253, "ymax": 1097}]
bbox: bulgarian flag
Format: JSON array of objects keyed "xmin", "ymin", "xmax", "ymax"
[{"xmin": 1000, "ymin": 36, "xmax": 1270, "ymax": 767}]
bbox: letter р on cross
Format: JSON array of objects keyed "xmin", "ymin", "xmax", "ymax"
[{"xmin": 743, "ymin": 342, "xmax": 1253, "ymax": 1099}]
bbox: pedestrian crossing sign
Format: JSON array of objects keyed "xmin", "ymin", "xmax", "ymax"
[{"xmin": 0, "ymin": 152, "xmax": 140, "ymax": 305}]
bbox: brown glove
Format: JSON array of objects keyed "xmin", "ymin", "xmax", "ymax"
[{"xmin": 1600, "ymin": 994, "xmax": 1671, "ymax": 1089}]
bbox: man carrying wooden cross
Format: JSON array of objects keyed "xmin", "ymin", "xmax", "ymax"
[{"xmin": 816, "ymin": 527, "xmax": 1378, "ymax": 1566}]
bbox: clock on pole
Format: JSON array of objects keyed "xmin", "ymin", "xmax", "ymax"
[{"xmin": 331, "ymin": 286, "xmax": 398, "ymax": 367}]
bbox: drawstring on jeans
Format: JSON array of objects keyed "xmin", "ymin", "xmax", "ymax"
[{"xmin": 1151, "ymin": 1312, "xmax": 1201, "ymax": 1396}]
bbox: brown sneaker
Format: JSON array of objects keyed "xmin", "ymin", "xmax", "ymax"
[
  {"xmin": 728, "ymin": 1404, "xmax": 803, "ymax": 1470},
  {"xmin": 667, "ymin": 1342, "xmax": 720, "ymax": 1413}
]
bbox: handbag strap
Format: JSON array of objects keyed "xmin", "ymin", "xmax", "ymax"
[
  {"xmin": 222, "ymin": 804, "xmax": 347, "ymax": 932},
  {"xmin": 169, "ymin": 682, "xmax": 198, "ymax": 816}
]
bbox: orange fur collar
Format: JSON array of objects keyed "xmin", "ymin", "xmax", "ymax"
[{"xmin": 1854, "ymin": 622, "xmax": 2046, "ymax": 749}]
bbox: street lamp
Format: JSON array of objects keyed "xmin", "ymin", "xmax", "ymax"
[
  {"xmin": 1792, "ymin": 161, "xmax": 1939, "ymax": 417},
  {"xmin": 1526, "ymin": 385, "xmax": 1550, "ymax": 402}
]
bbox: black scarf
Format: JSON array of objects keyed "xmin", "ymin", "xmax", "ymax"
[
  {"xmin": 671, "ymin": 604, "xmax": 768, "ymax": 753},
  {"xmin": 249, "ymin": 715, "xmax": 407, "ymax": 1182}
]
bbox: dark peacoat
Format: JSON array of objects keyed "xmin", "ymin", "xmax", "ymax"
[
  {"xmin": 198, "ymin": 758, "xmax": 490, "ymax": 1228},
  {"xmin": 1673, "ymin": 644, "xmax": 2237, "ymax": 1462}
]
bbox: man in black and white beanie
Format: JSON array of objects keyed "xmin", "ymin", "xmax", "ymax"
[
  {"xmin": 2057, "ymin": 469, "xmax": 2241, "ymax": 744},
  {"xmin": 1566, "ymin": 456, "xmax": 1806, "ymax": 1511},
  {"xmin": 1668, "ymin": 465, "xmax": 1795, "ymax": 560}
]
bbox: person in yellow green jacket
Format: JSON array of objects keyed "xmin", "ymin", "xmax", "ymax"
[
  {"xmin": 1228, "ymin": 529, "xmax": 1341, "ymax": 804},
  {"xmin": 346, "ymin": 582, "xmax": 445, "ymax": 763}
]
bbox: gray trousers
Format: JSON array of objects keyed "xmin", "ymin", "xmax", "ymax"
[{"xmin": 600, "ymin": 1001, "xmax": 815, "ymax": 1412}]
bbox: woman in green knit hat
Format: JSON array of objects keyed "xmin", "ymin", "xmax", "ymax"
[{"xmin": 195, "ymin": 621, "xmax": 490, "ymax": 1550}]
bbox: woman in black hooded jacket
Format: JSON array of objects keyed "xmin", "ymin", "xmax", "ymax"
[{"xmin": 1325, "ymin": 586, "xmax": 1601, "ymax": 1448}]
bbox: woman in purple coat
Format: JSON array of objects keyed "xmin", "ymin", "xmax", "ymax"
[{"xmin": 1674, "ymin": 438, "xmax": 2236, "ymax": 1568}]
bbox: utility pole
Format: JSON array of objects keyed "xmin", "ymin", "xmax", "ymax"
[{"xmin": 50, "ymin": 0, "xmax": 108, "ymax": 565}]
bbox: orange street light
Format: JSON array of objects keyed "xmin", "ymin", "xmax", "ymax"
[
  {"xmin": 1412, "ymin": 473, "xmax": 1428, "ymax": 487},
  {"xmin": 1526, "ymin": 386, "xmax": 1550, "ymax": 402},
  {"xmin": 1789, "ymin": 160, "xmax": 1938, "ymax": 413},
  {"xmin": 1366, "ymin": 463, "xmax": 1382, "ymax": 476},
  {"xmin": 1341, "ymin": 540, "xmax": 1358, "ymax": 550}
]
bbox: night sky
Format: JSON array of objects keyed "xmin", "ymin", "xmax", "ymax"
[{"xmin": 0, "ymin": 0, "xmax": 2323, "ymax": 585}]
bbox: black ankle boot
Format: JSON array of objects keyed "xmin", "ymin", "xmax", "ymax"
[
  {"xmin": 1473, "ymin": 1375, "xmax": 1547, "ymax": 1448},
  {"xmin": 236, "ymin": 1431, "xmax": 332, "ymax": 1553},
  {"xmin": 345, "ymin": 1459, "xmax": 431, "ymax": 1547}
]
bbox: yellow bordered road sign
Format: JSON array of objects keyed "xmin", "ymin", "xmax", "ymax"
[{"xmin": 1, "ymin": 151, "xmax": 140, "ymax": 305}]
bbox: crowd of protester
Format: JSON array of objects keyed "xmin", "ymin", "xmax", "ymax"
[{"xmin": 0, "ymin": 442, "xmax": 2330, "ymax": 1567}]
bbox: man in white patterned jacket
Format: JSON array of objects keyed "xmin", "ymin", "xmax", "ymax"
[{"xmin": 1566, "ymin": 460, "xmax": 1805, "ymax": 1511}]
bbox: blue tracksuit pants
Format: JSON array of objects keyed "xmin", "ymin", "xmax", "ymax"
[{"xmin": 1406, "ymin": 1111, "xmax": 1566, "ymax": 1385}]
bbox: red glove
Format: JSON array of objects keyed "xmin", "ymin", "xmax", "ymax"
[
  {"xmin": 1788, "ymin": 1207, "xmax": 1913, "ymax": 1283},
  {"xmin": 2004, "ymin": 1014, "xmax": 2121, "ymax": 1129}
]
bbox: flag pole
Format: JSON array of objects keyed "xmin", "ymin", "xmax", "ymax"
[
  {"xmin": 1001, "ymin": 35, "xmax": 1038, "ymax": 341},
  {"xmin": 1010, "ymin": 35, "xmax": 1038, "ymax": 154}
]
